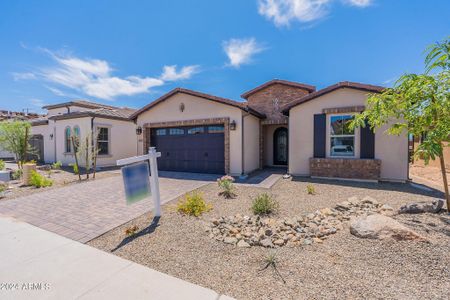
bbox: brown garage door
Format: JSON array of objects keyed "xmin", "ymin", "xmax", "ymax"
[{"xmin": 150, "ymin": 125, "xmax": 225, "ymax": 174}]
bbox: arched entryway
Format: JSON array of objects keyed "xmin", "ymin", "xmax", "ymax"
[{"xmin": 273, "ymin": 127, "xmax": 288, "ymax": 165}]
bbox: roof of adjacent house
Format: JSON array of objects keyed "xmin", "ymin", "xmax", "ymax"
[
  {"xmin": 241, "ymin": 79, "xmax": 316, "ymax": 99},
  {"xmin": 281, "ymin": 81, "xmax": 385, "ymax": 114},
  {"xmin": 130, "ymin": 88, "xmax": 266, "ymax": 119},
  {"xmin": 0, "ymin": 110, "xmax": 42, "ymax": 121},
  {"xmin": 48, "ymin": 106, "xmax": 136, "ymax": 121},
  {"xmin": 42, "ymin": 100, "xmax": 121, "ymax": 110}
]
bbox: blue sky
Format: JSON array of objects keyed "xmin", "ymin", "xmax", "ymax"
[{"xmin": 0, "ymin": 0, "xmax": 448, "ymax": 113}]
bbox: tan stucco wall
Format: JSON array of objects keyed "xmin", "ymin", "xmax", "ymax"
[
  {"xmin": 39, "ymin": 117, "xmax": 136, "ymax": 167},
  {"xmin": 47, "ymin": 105, "xmax": 97, "ymax": 117},
  {"xmin": 264, "ymin": 124, "xmax": 288, "ymax": 166},
  {"xmin": 243, "ymin": 114, "xmax": 260, "ymax": 174},
  {"xmin": 31, "ymin": 123, "xmax": 54, "ymax": 163},
  {"xmin": 136, "ymin": 93, "xmax": 245, "ymax": 175},
  {"xmin": 288, "ymin": 88, "xmax": 408, "ymax": 181}
]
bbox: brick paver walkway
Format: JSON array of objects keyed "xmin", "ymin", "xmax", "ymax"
[{"xmin": 0, "ymin": 172, "xmax": 216, "ymax": 243}]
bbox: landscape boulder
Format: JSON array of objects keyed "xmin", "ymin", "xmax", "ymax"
[
  {"xmin": 399, "ymin": 200, "xmax": 443, "ymax": 214},
  {"xmin": 350, "ymin": 214, "xmax": 426, "ymax": 241}
]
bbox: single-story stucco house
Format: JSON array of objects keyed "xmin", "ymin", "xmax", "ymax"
[{"xmin": 31, "ymin": 79, "xmax": 409, "ymax": 181}]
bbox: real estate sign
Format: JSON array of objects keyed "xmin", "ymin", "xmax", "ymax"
[{"xmin": 121, "ymin": 162, "xmax": 151, "ymax": 205}]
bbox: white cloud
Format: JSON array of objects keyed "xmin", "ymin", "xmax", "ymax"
[
  {"xmin": 223, "ymin": 38, "xmax": 265, "ymax": 68},
  {"xmin": 30, "ymin": 98, "xmax": 47, "ymax": 108},
  {"xmin": 344, "ymin": 0, "xmax": 372, "ymax": 7},
  {"xmin": 160, "ymin": 65, "xmax": 200, "ymax": 81},
  {"xmin": 12, "ymin": 72, "xmax": 37, "ymax": 81},
  {"xmin": 38, "ymin": 51, "xmax": 164, "ymax": 100},
  {"xmin": 257, "ymin": 0, "xmax": 373, "ymax": 27},
  {"xmin": 16, "ymin": 49, "xmax": 200, "ymax": 100}
]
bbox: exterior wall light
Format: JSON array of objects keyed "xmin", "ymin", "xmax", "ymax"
[
  {"xmin": 50, "ymin": 133, "xmax": 54, "ymax": 140},
  {"xmin": 230, "ymin": 120, "xmax": 236, "ymax": 130},
  {"xmin": 136, "ymin": 126, "xmax": 143, "ymax": 135}
]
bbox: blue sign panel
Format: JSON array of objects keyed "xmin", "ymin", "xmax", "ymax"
[{"xmin": 121, "ymin": 162, "xmax": 151, "ymax": 205}]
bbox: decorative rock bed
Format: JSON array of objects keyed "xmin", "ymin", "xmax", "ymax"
[{"xmin": 206, "ymin": 196, "xmax": 394, "ymax": 248}]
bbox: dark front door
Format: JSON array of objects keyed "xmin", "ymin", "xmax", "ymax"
[
  {"xmin": 273, "ymin": 127, "xmax": 288, "ymax": 165},
  {"xmin": 151, "ymin": 125, "xmax": 225, "ymax": 174}
]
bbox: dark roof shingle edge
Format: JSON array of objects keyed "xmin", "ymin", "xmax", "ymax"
[
  {"xmin": 281, "ymin": 81, "xmax": 385, "ymax": 115},
  {"xmin": 42, "ymin": 100, "xmax": 124, "ymax": 110},
  {"xmin": 130, "ymin": 88, "xmax": 266, "ymax": 120},
  {"xmin": 48, "ymin": 110, "xmax": 133, "ymax": 122},
  {"xmin": 241, "ymin": 79, "xmax": 316, "ymax": 99}
]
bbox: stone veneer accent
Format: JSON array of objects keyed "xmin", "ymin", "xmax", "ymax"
[
  {"xmin": 247, "ymin": 83, "xmax": 310, "ymax": 123},
  {"xmin": 310, "ymin": 158, "xmax": 381, "ymax": 180},
  {"xmin": 143, "ymin": 118, "xmax": 230, "ymax": 174},
  {"xmin": 322, "ymin": 106, "xmax": 365, "ymax": 114}
]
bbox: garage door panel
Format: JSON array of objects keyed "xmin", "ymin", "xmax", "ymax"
[{"xmin": 151, "ymin": 126, "xmax": 224, "ymax": 174}]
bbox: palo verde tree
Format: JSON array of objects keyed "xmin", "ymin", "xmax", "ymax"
[
  {"xmin": 0, "ymin": 120, "xmax": 34, "ymax": 169},
  {"xmin": 352, "ymin": 37, "xmax": 450, "ymax": 212}
]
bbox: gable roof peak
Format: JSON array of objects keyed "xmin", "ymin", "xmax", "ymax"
[{"xmin": 241, "ymin": 79, "xmax": 316, "ymax": 99}]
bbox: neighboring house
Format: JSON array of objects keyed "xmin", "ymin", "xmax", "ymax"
[
  {"xmin": 31, "ymin": 100, "xmax": 137, "ymax": 167},
  {"xmin": 0, "ymin": 110, "xmax": 42, "ymax": 159},
  {"xmin": 32, "ymin": 79, "xmax": 409, "ymax": 182}
]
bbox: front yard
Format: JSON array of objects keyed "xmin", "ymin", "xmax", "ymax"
[{"xmin": 88, "ymin": 178, "xmax": 450, "ymax": 300}]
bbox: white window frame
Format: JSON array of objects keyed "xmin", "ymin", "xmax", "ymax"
[
  {"xmin": 96, "ymin": 126, "xmax": 110, "ymax": 156},
  {"xmin": 329, "ymin": 114, "xmax": 356, "ymax": 158}
]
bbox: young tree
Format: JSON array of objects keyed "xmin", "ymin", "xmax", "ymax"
[
  {"xmin": 0, "ymin": 121, "xmax": 34, "ymax": 168},
  {"xmin": 352, "ymin": 37, "xmax": 450, "ymax": 212}
]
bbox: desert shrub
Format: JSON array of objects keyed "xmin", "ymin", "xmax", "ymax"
[
  {"xmin": 69, "ymin": 163, "xmax": 79, "ymax": 175},
  {"xmin": 52, "ymin": 161, "xmax": 62, "ymax": 170},
  {"xmin": 306, "ymin": 184, "xmax": 316, "ymax": 195},
  {"xmin": 0, "ymin": 160, "xmax": 5, "ymax": 171},
  {"xmin": 124, "ymin": 225, "xmax": 139, "ymax": 237},
  {"xmin": 177, "ymin": 192, "xmax": 212, "ymax": 217},
  {"xmin": 26, "ymin": 160, "xmax": 36, "ymax": 165},
  {"xmin": 217, "ymin": 175, "xmax": 236, "ymax": 198},
  {"xmin": 11, "ymin": 169, "xmax": 22, "ymax": 180},
  {"xmin": 0, "ymin": 181, "xmax": 7, "ymax": 193},
  {"xmin": 260, "ymin": 250, "xmax": 285, "ymax": 283},
  {"xmin": 251, "ymin": 193, "xmax": 279, "ymax": 215},
  {"xmin": 30, "ymin": 170, "xmax": 53, "ymax": 188}
]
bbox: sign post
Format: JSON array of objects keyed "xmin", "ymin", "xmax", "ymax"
[{"xmin": 117, "ymin": 147, "xmax": 162, "ymax": 217}]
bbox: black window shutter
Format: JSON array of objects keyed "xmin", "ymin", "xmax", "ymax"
[
  {"xmin": 313, "ymin": 114, "xmax": 326, "ymax": 158},
  {"xmin": 360, "ymin": 121, "xmax": 375, "ymax": 159}
]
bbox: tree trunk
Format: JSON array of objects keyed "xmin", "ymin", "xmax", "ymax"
[
  {"xmin": 22, "ymin": 126, "xmax": 28, "ymax": 168},
  {"xmin": 85, "ymin": 136, "xmax": 90, "ymax": 179},
  {"xmin": 439, "ymin": 150, "xmax": 450, "ymax": 212}
]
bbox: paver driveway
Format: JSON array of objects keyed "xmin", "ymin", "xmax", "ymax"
[{"xmin": 0, "ymin": 172, "xmax": 217, "ymax": 243}]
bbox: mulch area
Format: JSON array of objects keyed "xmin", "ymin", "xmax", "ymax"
[{"xmin": 88, "ymin": 177, "xmax": 450, "ymax": 300}]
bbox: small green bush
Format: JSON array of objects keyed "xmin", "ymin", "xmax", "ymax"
[
  {"xmin": 217, "ymin": 175, "xmax": 236, "ymax": 198},
  {"xmin": 11, "ymin": 169, "xmax": 22, "ymax": 180},
  {"xmin": 0, "ymin": 160, "xmax": 5, "ymax": 171},
  {"xmin": 0, "ymin": 181, "xmax": 8, "ymax": 193},
  {"xmin": 30, "ymin": 170, "xmax": 53, "ymax": 188},
  {"xmin": 306, "ymin": 184, "xmax": 316, "ymax": 195},
  {"xmin": 52, "ymin": 161, "xmax": 62, "ymax": 170},
  {"xmin": 177, "ymin": 192, "xmax": 212, "ymax": 217},
  {"xmin": 251, "ymin": 193, "xmax": 279, "ymax": 215},
  {"xmin": 69, "ymin": 163, "xmax": 79, "ymax": 175}
]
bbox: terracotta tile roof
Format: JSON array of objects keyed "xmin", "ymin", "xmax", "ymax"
[
  {"xmin": 281, "ymin": 81, "xmax": 385, "ymax": 114},
  {"xmin": 241, "ymin": 79, "xmax": 316, "ymax": 99},
  {"xmin": 0, "ymin": 110, "xmax": 42, "ymax": 121},
  {"xmin": 130, "ymin": 88, "xmax": 266, "ymax": 120}
]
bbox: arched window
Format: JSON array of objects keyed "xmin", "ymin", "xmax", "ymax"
[
  {"xmin": 65, "ymin": 126, "xmax": 71, "ymax": 153},
  {"xmin": 73, "ymin": 126, "xmax": 80, "ymax": 152}
]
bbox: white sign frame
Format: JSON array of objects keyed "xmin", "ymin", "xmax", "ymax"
[{"xmin": 117, "ymin": 147, "xmax": 162, "ymax": 217}]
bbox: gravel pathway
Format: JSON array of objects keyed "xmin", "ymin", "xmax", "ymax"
[{"xmin": 88, "ymin": 177, "xmax": 450, "ymax": 300}]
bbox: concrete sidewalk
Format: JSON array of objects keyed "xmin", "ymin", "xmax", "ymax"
[{"xmin": 0, "ymin": 217, "xmax": 233, "ymax": 300}]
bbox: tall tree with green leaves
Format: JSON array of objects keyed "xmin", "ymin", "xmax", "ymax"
[
  {"xmin": 0, "ymin": 120, "xmax": 34, "ymax": 169},
  {"xmin": 352, "ymin": 37, "xmax": 450, "ymax": 212}
]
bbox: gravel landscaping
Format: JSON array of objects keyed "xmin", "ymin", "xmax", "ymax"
[{"xmin": 88, "ymin": 177, "xmax": 450, "ymax": 300}]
